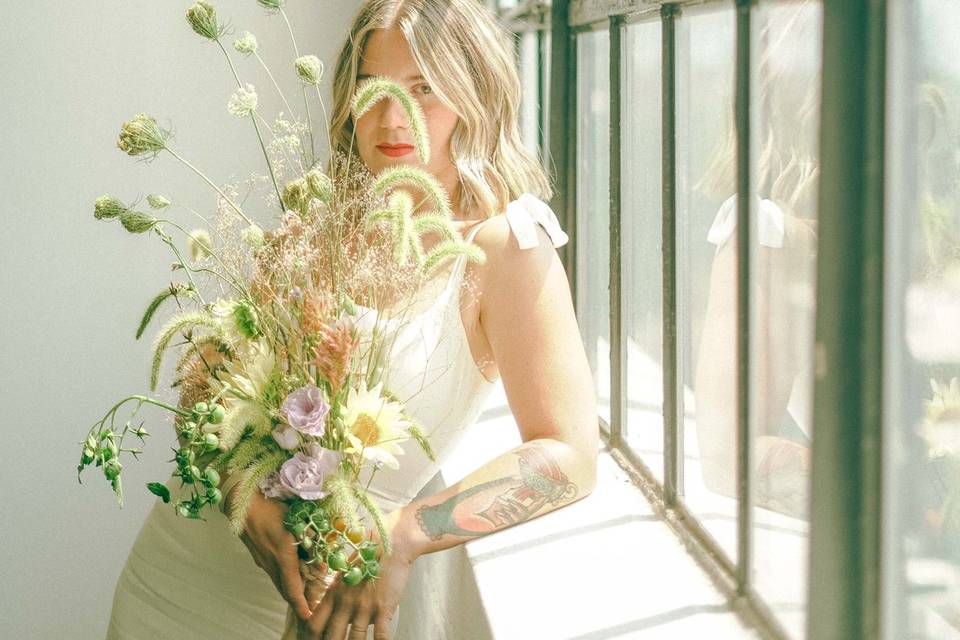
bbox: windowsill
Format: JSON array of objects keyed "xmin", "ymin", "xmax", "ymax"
[{"xmin": 432, "ymin": 381, "xmax": 761, "ymax": 639}]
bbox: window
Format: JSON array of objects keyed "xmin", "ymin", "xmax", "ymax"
[
  {"xmin": 623, "ymin": 18, "xmax": 664, "ymax": 482},
  {"xmin": 575, "ymin": 27, "xmax": 612, "ymax": 429},
  {"xmin": 493, "ymin": 0, "xmax": 960, "ymax": 637},
  {"xmin": 886, "ymin": 1, "xmax": 960, "ymax": 636}
]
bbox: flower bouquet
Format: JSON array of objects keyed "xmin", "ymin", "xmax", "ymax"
[{"xmin": 75, "ymin": 0, "xmax": 484, "ymax": 603}]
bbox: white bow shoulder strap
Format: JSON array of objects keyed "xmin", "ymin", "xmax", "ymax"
[{"xmin": 504, "ymin": 193, "xmax": 570, "ymax": 250}]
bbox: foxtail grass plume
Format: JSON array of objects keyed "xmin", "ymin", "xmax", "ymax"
[
  {"xmin": 188, "ymin": 229, "xmax": 213, "ymax": 261},
  {"xmin": 120, "ymin": 210, "xmax": 159, "ymax": 234},
  {"xmin": 233, "ymin": 31, "xmax": 258, "ymax": 55},
  {"xmin": 146, "ymin": 194, "xmax": 171, "ymax": 209},
  {"xmin": 295, "ymin": 55, "xmax": 324, "ymax": 85},
  {"xmin": 241, "ymin": 224, "xmax": 265, "ymax": 248},
  {"xmin": 353, "ymin": 77, "xmax": 430, "ymax": 164},
  {"xmin": 117, "ymin": 114, "xmax": 169, "ymax": 157},
  {"xmin": 94, "ymin": 195, "xmax": 126, "ymax": 220},
  {"xmin": 373, "ymin": 165, "xmax": 451, "ymax": 215},
  {"xmin": 186, "ymin": 1, "xmax": 222, "ymax": 41},
  {"xmin": 228, "ymin": 84, "xmax": 259, "ymax": 118},
  {"xmin": 305, "ymin": 169, "xmax": 334, "ymax": 204}
]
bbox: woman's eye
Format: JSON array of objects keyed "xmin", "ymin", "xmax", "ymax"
[{"xmin": 415, "ymin": 84, "xmax": 433, "ymax": 96}]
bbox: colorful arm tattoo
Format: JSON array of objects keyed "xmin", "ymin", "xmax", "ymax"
[{"xmin": 414, "ymin": 444, "xmax": 579, "ymax": 541}]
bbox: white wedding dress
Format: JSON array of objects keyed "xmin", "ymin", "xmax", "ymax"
[{"xmin": 106, "ymin": 193, "xmax": 569, "ymax": 639}]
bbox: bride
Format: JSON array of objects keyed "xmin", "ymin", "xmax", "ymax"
[{"xmin": 107, "ymin": 1, "xmax": 598, "ymax": 638}]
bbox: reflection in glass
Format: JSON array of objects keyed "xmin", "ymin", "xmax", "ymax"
[
  {"xmin": 576, "ymin": 29, "xmax": 611, "ymax": 427},
  {"xmin": 886, "ymin": 2, "xmax": 960, "ymax": 637},
  {"xmin": 623, "ymin": 19, "xmax": 664, "ymax": 482},
  {"xmin": 676, "ymin": 2, "xmax": 739, "ymax": 560},
  {"xmin": 747, "ymin": 3, "xmax": 821, "ymax": 638}
]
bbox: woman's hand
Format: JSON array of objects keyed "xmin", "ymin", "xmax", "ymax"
[
  {"xmin": 298, "ymin": 509, "xmax": 419, "ymax": 640},
  {"xmin": 227, "ymin": 486, "xmax": 313, "ymax": 621}
]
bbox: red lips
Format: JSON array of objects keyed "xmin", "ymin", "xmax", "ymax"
[{"xmin": 376, "ymin": 143, "xmax": 414, "ymax": 158}]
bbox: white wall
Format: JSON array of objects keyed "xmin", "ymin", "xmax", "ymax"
[{"xmin": 0, "ymin": 2, "xmax": 360, "ymax": 637}]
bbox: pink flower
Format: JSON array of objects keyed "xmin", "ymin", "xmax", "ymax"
[
  {"xmin": 271, "ymin": 424, "xmax": 300, "ymax": 450},
  {"xmin": 281, "ymin": 384, "xmax": 329, "ymax": 437},
  {"xmin": 278, "ymin": 448, "xmax": 341, "ymax": 500}
]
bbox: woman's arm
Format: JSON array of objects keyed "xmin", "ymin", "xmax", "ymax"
[
  {"xmin": 396, "ymin": 217, "xmax": 599, "ymax": 555},
  {"xmin": 304, "ymin": 218, "xmax": 599, "ymax": 640}
]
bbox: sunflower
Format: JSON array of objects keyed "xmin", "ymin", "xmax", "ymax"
[{"xmin": 341, "ymin": 379, "xmax": 410, "ymax": 470}]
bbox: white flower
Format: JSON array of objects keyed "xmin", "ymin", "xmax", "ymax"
[
  {"xmin": 233, "ymin": 31, "xmax": 258, "ymax": 55},
  {"xmin": 341, "ymin": 379, "xmax": 410, "ymax": 470},
  {"xmin": 228, "ymin": 83, "xmax": 258, "ymax": 118}
]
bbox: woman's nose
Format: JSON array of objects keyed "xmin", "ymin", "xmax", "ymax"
[{"xmin": 378, "ymin": 97, "xmax": 409, "ymax": 130}]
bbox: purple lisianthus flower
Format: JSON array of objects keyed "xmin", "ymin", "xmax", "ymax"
[
  {"xmin": 281, "ymin": 384, "xmax": 329, "ymax": 437},
  {"xmin": 278, "ymin": 448, "xmax": 341, "ymax": 500},
  {"xmin": 271, "ymin": 424, "xmax": 300, "ymax": 450}
]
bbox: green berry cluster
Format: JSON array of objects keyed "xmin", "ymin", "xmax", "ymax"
[
  {"xmin": 77, "ymin": 420, "xmax": 149, "ymax": 499},
  {"xmin": 283, "ymin": 500, "xmax": 381, "ymax": 585},
  {"xmin": 155, "ymin": 401, "xmax": 227, "ymax": 518}
]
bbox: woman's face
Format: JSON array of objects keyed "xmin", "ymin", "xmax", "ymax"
[{"xmin": 354, "ymin": 27, "xmax": 461, "ymax": 208}]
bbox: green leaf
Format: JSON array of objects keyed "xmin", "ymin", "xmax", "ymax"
[{"xmin": 147, "ymin": 482, "xmax": 171, "ymax": 503}]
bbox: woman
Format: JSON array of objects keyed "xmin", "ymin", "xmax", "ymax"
[{"xmin": 107, "ymin": 1, "xmax": 598, "ymax": 639}]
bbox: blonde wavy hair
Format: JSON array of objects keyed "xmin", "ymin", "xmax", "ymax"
[{"xmin": 329, "ymin": 0, "xmax": 552, "ymax": 219}]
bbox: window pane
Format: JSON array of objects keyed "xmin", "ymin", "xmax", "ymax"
[
  {"xmin": 576, "ymin": 29, "xmax": 611, "ymax": 428},
  {"xmin": 748, "ymin": 3, "xmax": 822, "ymax": 638},
  {"xmin": 518, "ymin": 30, "xmax": 541, "ymax": 158},
  {"xmin": 886, "ymin": 2, "xmax": 960, "ymax": 637},
  {"xmin": 676, "ymin": 2, "xmax": 739, "ymax": 561},
  {"xmin": 623, "ymin": 19, "xmax": 664, "ymax": 482}
]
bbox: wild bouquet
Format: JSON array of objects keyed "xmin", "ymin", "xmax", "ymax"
[{"xmin": 75, "ymin": 0, "xmax": 485, "ymax": 592}]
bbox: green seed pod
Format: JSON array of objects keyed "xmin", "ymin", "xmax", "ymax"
[
  {"xmin": 342, "ymin": 567, "xmax": 363, "ymax": 586},
  {"xmin": 186, "ymin": 1, "xmax": 220, "ymax": 40},
  {"xmin": 81, "ymin": 447, "xmax": 96, "ymax": 465},
  {"xmin": 301, "ymin": 537, "xmax": 314, "ymax": 551},
  {"xmin": 205, "ymin": 488, "xmax": 223, "ymax": 505},
  {"xmin": 176, "ymin": 503, "xmax": 190, "ymax": 518},
  {"xmin": 327, "ymin": 551, "xmax": 348, "ymax": 572},
  {"xmin": 119, "ymin": 210, "xmax": 159, "ymax": 234},
  {"xmin": 202, "ymin": 433, "xmax": 219, "ymax": 451},
  {"xmin": 359, "ymin": 544, "xmax": 377, "ymax": 562},
  {"xmin": 364, "ymin": 561, "xmax": 381, "ymax": 579},
  {"xmin": 291, "ymin": 522, "xmax": 307, "ymax": 538},
  {"xmin": 193, "ymin": 402, "xmax": 209, "ymax": 415},
  {"xmin": 94, "ymin": 194, "xmax": 127, "ymax": 221},
  {"xmin": 209, "ymin": 404, "xmax": 226, "ymax": 424},
  {"xmin": 179, "ymin": 421, "xmax": 197, "ymax": 441},
  {"xmin": 203, "ymin": 467, "xmax": 220, "ymax": 487},
  {"xmin": 104, "ymin": 458, "xmax": 122, "ymax": 481}
]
